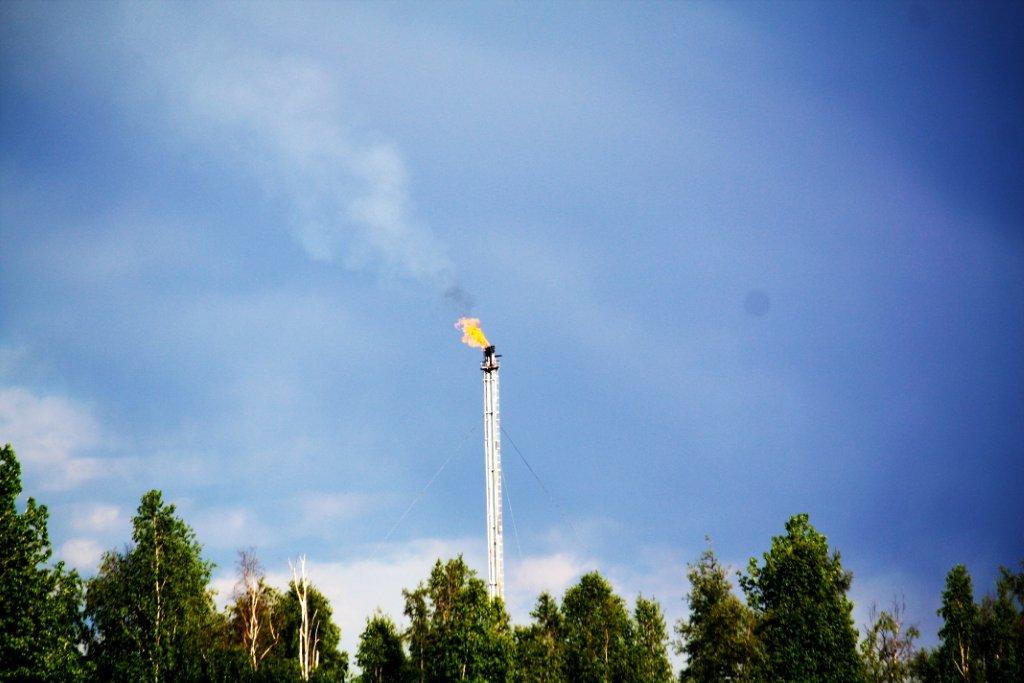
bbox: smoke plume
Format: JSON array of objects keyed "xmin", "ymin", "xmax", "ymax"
[{"xmin": 122, "ymin": 6, "xmax": 460, "ymax": 292}]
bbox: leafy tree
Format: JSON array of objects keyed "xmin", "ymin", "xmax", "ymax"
[
  {"xmin": 227, "ymin": 550, "xmax": 284, "ymax": 674},
  {"xmin": 402, "ymin": 556, "xmax": 513, "ymax": 682},
  {"xmin": 909, "ymin": 648, "xmax": 940, "ymax": 683},
  {"xmin": 85, "ymin": 489, "xmax": 218, "ymax": 682},
  {"xmin": 629, "ymin": 596, "xmax": 672, "ymax": 683},
  {"xmin": 976, "ymin": 562, "xmax": 1024, "ymax": 682},
  {"xmin": 356, "ymin": 612, "xmax": 405, "ymax": 683},
  {"xmin": 859, "ymin": 599, "xmax": 919, "ymax": 682},
  {"xmin": 740, "ymin": 513, "xmax": 862, "ymax": 682},
  {"xmin": 0, "ymin": 443, "xmax": 89, "ymax": 682},
  {"xmin": 514, "ymin": 592, "xmax": 565, "ymax": 682},
  {"xmin": 215, "ymin": 549, "xmax": 289, "ymax": 682},
  {"xmin": 913, "ymin": 563, "xmax": 1024, "ymax": 683},
  {"xmin": 203, "ymin": 610, "xmax": 243, "ymax": 682},
  {"xmin": 935, "ymin": 565, "xmax": 978, "ymax": 682},
  {"xmin": 404, "ymin": 583, "xmax": 431, "ymax": 683},
  {"xmin": 675, "ymin": 545, "xmax": 757, "ymax": 682},
  {"xmin": 560, "ymin": 571, "xmax": 633, "ymax": 683},
  {"xmin": 987, "ymin": 563, "xmax": 1023, "ymax": 680},
  {"xmin": 277, "ymin": 574, "xmax": 348, "ymax": 682},
  {"xmin": 978, "ymin": 592, "xmax": 1016, "ymax": 682}
]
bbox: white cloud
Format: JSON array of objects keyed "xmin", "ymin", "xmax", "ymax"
[
  {"xmin": 0, "ymin": 386, "xmax": 123, "ymax": 490},
  {"xmin": 204, "ymin": 537, "xmax": 483, "ymax": 659},
  {"xmin": 201, "ymin": 531, "xmax": 699, "ymax": 676},
  {"xmin": 69, "ymin": 503, "xmax": 126, "ymax": 534},
  {"xmin": 200, "ymin": 529, "xmax": 695, "ymax": 674},
  {"xmin": 204, "ymin": 535, "xmax": 605, "ymax": 662},
  {"xmin": 210, "ymin": 574, "xmax": 238, "ymax": 609},
  {"xmin": 506, "ymin": 552, "xmax": 595, "ymax": 615},
  {"xmin": 297, "ymin": 492, "xmax": 372, "ymax": 520},
  {"xmin": 190, "ymin": 506, "xmax": 275, "ymax": 551},
  {"xmin": 59, "ymin": 537, "xmax": 105, "ymax": 571},
  {"xmin": 276, "ymin": 538, "xmax": 477, "ymax": 653}
]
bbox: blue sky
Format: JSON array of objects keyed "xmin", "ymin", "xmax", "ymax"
[{"xmin": 2, "ymin": 0, "xmax": 1022, "ymax": 658}]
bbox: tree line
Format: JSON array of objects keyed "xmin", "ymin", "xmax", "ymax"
[{"xmin": 1, "ymin": 443, "xmax": 1021, "ymax": 682}]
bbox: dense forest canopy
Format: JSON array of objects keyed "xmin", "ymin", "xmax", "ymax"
[{"xmin": 2, "ymin": 443, "xmax": 1021, "ymax": 682}]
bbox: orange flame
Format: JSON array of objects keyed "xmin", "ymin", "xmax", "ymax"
[{"xmin": 454, "ymin": 317, "xmax": 490, "ymax": 349}]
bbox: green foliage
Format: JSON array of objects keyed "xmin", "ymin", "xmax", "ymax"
[
  {"xmin": 858, "ymin": 600, "xmax": 919, "ymax": 683},
  {"xmin": 560, "ymin": 571, "xmax": 633, "ymax": 683},
  {"xmin": 402, "ymin": 556, "xmax": 513, "ymax": 682},
  {"xmin": 228, "ymin": 654, "xmax": 305, "ymax": 683},
  {"xmin": 85, "ymin": 489, "xmax": 218, "ymax": 682},
  {"xmin": 740, "ymin": 513, "xmax": 862, "ymax": 682},
  {"xmin": 277, "ymin": 579, "xmax": 348, "ymax": 682},
  {"xmin": 517, "ymin": 582, "xmax": 671, "ymax": 683},
  {"xmin": 356, "ymin": 612, "xmax": 405, "ymax": 683},
  {"xmin": 0, "ymin": 443, "xmax": 89, "ymax": 682},
  {"xmin": 675, "ymin": 545, "xmax": 757, "ymax": 682},
  {"xmin": 8, "ymin": 440, "xmax": 1020, "ymax": 683},
  {"xmin": 902, "ymin": 563, "xmax": 1024, "ymax": 683},
  {"xmin": 981, "ymin": 563, "xmax": 1024, "ymax": 680},
  {"xmin": 909, "ymin": 648, "xmax": 940, "ymax": 683},
  {"xmin": 226, "ymin": 583, "xmax": 285, "ymax": 673},
  {"xmin": 514, "ymin": 593, "xmax": 566, "ymax": 682},
  {"xmin": 629, "ymin": 596, "xmax": 672, "ymax": 683},
  {"xmin": 218, "ymin": 550, "xmax": 290, "ymax": 681},
  {"xmin": 935, "ymin": 565, "xmax": 978, "ymax": 682},
  {"xmin": 927, "ymin": 562, "xmax": 1024, "ymax": 683}
]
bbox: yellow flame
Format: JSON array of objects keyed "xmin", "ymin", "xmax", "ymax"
[{"xmin": 454, "ymin": 317, "xmax": 490, "ymax": 349}]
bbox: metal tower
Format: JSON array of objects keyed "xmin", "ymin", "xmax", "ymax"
[{"xmin": 481, "ymin": 345, "xmax": 504, "ymax": 600}]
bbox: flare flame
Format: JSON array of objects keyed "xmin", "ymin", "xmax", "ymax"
[{"xmin": 454, "ymin": 317, "xmax": 490, "ymax": 349}]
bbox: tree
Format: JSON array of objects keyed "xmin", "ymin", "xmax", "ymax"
[
  {"xmin": 0, "ymin": 443, "xmax": 88, "ymax": 682},
  {"xmin": 914, "ymin": 563, "xmax": 1024, "ymax": 683},
  {"xmin": 629, "ymin": 596, "xmax": 672, "ymax": 683},
  {"xmin": 404, "ymin": 583, "xmax": 431, "ymax": 683},
  {"xmin": 290, "ymin": 558, "xmax": 321, "ymax": 681},
  {"xmin": 227, "ymin": 549, "xmax": 282, "ymax": 674},
  {"xmin": 560, "ymin": 571, "xmax": 633, "ymax": 683},
  {"xmin": 975, "ymin": 562, "xmax": 1024, "ymax": 682},
  {"xmin": 935, "ymin": 565, "xmax": 978, "ymax": 682},
  {"xmin": 909, "ymin": 648, "xmax": 940, "ymax": 683},
  {"xmin": 514, "ymin": 592, "xmax": 565, "ymax": 682},
  {"xmin": 675, "ymin": 545, "xmax": 757, "ymax": 682},
  {"xmin": 401, "ymin": 556, "xmax": 513, "ymax": 682},
  {"xmin": 85, "ymin": 489, "xmax": 218, "ymax": 682},
  {"xmin": 859, "ymin": 598, "xmax": 919, "ymax": 683},
  {"xmin": 356, "ymin": 612, "xmax": 405, "ymax": 683},
  {"xmin": 740, "ymin": 513, "xmax": 862, "ymax": 682},
  {"xmin": 277, "ymin": 559, "xmax": 348, "ymax": 683}
]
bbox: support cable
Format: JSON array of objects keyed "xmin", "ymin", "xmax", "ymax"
[
  {"xmin": 501, "ymin": 425, "xmax": 581, "ymax": 547},
  {"xmin": 502, "ymin": 470, "xmax": 524, "ymax": 562},
  {"xmin": 378, "ymin": 423, "xmax": 477, "ymax": 548}
]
